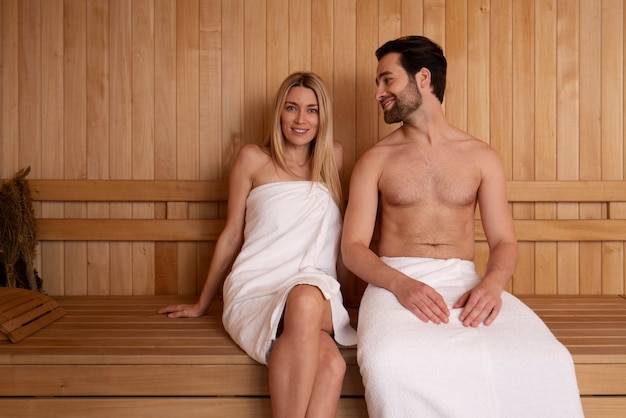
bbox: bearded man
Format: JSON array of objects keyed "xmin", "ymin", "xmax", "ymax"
[{"xmin": 341, "ymin": 35, "xmax": 584, "ymax": 418}]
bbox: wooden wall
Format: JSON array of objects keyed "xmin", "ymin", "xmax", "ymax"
[{"xmin": 1, "ymin": 0, "xmax": 625, "ymax": 297}]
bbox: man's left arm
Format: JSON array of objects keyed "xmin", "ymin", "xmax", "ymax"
[{"xmin": 454, "ymin": 149, "xmax": 518, "ymax": 327}]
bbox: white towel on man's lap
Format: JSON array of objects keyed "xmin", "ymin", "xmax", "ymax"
[
  {"xmin": 357, "ymin": 256, "xmax": 584, "ymax": 418},
  {"xmin": 222, "ymin": 181, "xmax": 357, "ymax": 365}
]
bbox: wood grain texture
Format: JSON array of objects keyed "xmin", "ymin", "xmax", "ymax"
[
  {"xmin": 0, "ymin": 295, "xmax": 624, "ymax": 417},
  {"xmin": 1, "ymin": 0, "xmax": 625, "ymax": 298}
]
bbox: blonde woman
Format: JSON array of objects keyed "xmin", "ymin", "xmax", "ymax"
[{"xmin": 159, "ymin": 72, "xmax": 357, "ymax": 417}]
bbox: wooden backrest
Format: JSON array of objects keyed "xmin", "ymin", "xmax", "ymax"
[
  {"xmin": 30, "ymin": 179, "xmax": 626, "ymax": 241},
  {"xmin": 18, "ymin": 179, "xmax": 626, "ymax": 300}
]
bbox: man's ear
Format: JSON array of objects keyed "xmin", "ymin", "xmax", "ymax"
[{"xmin": 416, "ymin": 67, "xmax": 431, "ymax": 88}]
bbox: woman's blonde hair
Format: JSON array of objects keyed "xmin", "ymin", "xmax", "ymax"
[{"xmin": 264, "ymin": 72, "xmax": 342, "ymax": 208}]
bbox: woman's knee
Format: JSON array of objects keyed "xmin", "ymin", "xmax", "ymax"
[
  {"xmin": 320, "ymin": 334, "xmax": 346, "ymax": 377},
  {"xmin": 284, "ymin": 285, "xmax": 326, "ymax": 322}
]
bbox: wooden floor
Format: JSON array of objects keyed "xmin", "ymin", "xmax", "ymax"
[{"xmin": 1, "ymin": 293, "xmax": 626, "ymax": 417}]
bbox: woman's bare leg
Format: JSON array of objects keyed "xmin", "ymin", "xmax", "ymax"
[
  {"xmin": 305, "ymin": 331, "xmax": 346, "ymax": 417},
  {"xmin": 268, "ymin": 284, "xmax": 345, "ymax": 418}
]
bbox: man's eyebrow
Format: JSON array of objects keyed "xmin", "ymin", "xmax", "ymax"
[{"xmin": 375, "ymin": 70, "xmax": 393, "ymax": 84}]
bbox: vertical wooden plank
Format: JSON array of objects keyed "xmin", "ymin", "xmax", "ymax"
[
  {"xmin": 401, "ymin": 0, "xmax": 423, "ymax": 36},
  {"xmin": 511, "ymin": 0, "xmax": 535, "ymax": 294},
  {"xmin": 289, "ymin": 0, "xmax": 311, "ymax": 72},
  {"xmin": 1, "ymin": 0, "xmax": 19, "ymax": 178},
  {"xmin": 86, "ymin": 0, "xmax": 110, "ymax": 295},
  {"xmin": 601, "ymin": 0, "xmax": 624, "ymax": 294},
  {"xmin": 155, "ymin": 241, "xmax": 178, "ymax": 295},
  {"xmin": 154, "ymin": 0, "xmax": 178, "ymax": 294},
  {"xmin": 556, "ymin": 0, "xmax": 580, "ymax": 295},
  {"xmin": 243, "ymin": 0, "xmax": 266, "ymax": 146},
  {"xmin": 132, "ymin": 0, "xmax": 155, "ymax": 295},
  {"xmin": 198, "ymin": 0, "xmax": 222, "ymax": 293},
  {"xmin": 579, "ymin": 0, "xmax": 602, "ymax": 294},
  {"xmin": 176, "ymin": 0, "xmax": 200, "ymax": 295},
  {"xmin": 164, "ymin": 202, "xmax": 194, "ymax": 295},
  {"xmin": 109, "ymin": 0, "xmax": 133, "ymax": 295},
  {"xmin": 338, "ymin": 0, "xmax": 377, "ymax": 305},
  {"xmin": 64, "ymin": 0, "xmax": 88, "ymax": 295},
  {"xmin": 177, "ymin": 0, "xmax": 199, "ymax": 179},
  {"xmin": 444, "ymin": 0, "xmax": 467, "ymax": 131},
  {"xmin": 311, "ymin": 0, "xmax": 333, "ymax": 89},
  {"xmin": 40, "ymin": 0, "xmax": 65, "ymax": 295},
  {"xmin": 17, "ymin": 0, "xmax": 41, "ymax": 288},
  {"xmin": 266, "ymin": 0, "xmax": 289, "ymax": 120},
  {"xmin": 155, "ymin": 0, "xmax": 177, "ymax": 181},
  {"xmin": 331, "ymin": 0, "xmax": 357, "ymax": 183},
  {"xmin": 18, "ymin": 0, "xmax": 41, "ymax": 178},
  {"xmin": 333, "ymin": 0, "xmax": 356, "ymax": 182},
  {"xmin": 490, "ymin": 0, "xmax": 512, "ymax": 172},
  {"xmin": 490, "ymin": 0, "xmax": 514, "ymax": 293},
  {"xmin": 615, "ymin": 0, "xmax": 626, "ymax": 293},
  {"xmin": 355, "ymin": 0, "xmax": 378, "ymax": 172},
  {"xmin": 423, "ymin": 0, "xmax": 445, "ymax": 48},
  {"xmin": 199, "ymin": 0, "xmax": 222, "ymax": 180},
  {"xmin": 467, "ymin": 0, "xmax": 489, "ymax": 141},
  {"xmin": 222, "ymin": 0, "xmax": 244, "ymax": 171},
  {"xmin": 377, "ymin": 0, "xmax": 401, "ymax": 141},
  {"xmin": 534, "ymin": 0, "xmax": 558, "ymax": 294}
]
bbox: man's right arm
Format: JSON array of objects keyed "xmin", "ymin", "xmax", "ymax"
[{"xmin": 341, "ymin": 152, "xmax": 450, "ymax": 324}]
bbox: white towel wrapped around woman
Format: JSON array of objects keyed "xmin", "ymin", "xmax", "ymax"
[
  {"xmin": 358, "ymin": 256, "xmax": 584, "ymax": 418},
  {"xmin": 222, "ymin": 181, "xmax": 357, "ymax": 365}
]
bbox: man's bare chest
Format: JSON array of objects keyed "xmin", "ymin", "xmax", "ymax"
[{"xmin": 379, "ymin": 160, "xmax": 480, "ymax": 208}]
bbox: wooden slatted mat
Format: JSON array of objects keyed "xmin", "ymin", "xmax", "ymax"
[{"xmin": 0, "ymin": 287, "xmax": 66, "ymax": 343}]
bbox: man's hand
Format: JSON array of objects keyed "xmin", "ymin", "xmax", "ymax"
[
  {"xmin": 454, "ymin": 282, "xmax": 503, "ymax": 327},
  {"xmin": 394, "ymin": 277, "xmax": 450, "ymax": 324}
]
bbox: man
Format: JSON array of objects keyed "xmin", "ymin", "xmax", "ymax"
[{"xmin": 341, "ymin": 35, "xmax": 583, "ymax": 418}]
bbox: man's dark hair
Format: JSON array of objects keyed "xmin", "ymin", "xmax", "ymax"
[{"xmin": 376, "ymin": 36, "xmax": 447, "ymax": 103}]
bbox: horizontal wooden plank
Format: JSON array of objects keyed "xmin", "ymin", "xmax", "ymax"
[
  {"xmin": 476, "ymin": 219, "xmax": 626, "ymax": 241},
  {"xmin": 0, "ymin": 398, "xmax": 369, "ymax": 418},
  {"xmin": 506, "ymin": 181, "xmax": 626, "ymax": 202},
  {"xmin": 35, "ymin": 219, "xmax": 226, "ymax": 241},
  {"xmin": 581, "ymin": 397, "xmax": 626, "ymax": 418},
  {"xmin": 33, "ymin": 218, "xmax": 626, "ymax": 242},
  {"xmin": 28, "ymin": 180, "xmax": 229, "ymax": 202},
  {"xmin": 23, "ymin": 180, "xmax": 626, "ymax": 203},
  {"xmin": 576, "ymin": 364, "xmax": 626, "ymax": 395},
  {"xmin": 0, "ymin": 363, "xmax": 363, "ymax": 397},
  {"xmin": 0, "ymin": 397, "xmax": 620, "ymax": 418}
]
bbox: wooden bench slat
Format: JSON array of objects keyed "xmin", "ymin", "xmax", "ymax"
[
  {"xmin": 0, "ymin": 397, "xmax": 368, "ymax": 418},
  {"xmin": 506, "ymin": 180, "xmax": 626, "ymax": 202},
  {"xmin": 35, "ymin": 219, "xmax": 225, "ymax": 241},
  {"xmin": 475, "ymin": 219, "xmax": 626, "ymax": 241},
  {"xmin": 34, "ymin": 218, "xmax": 626, "ymax": 242},
  {"xmin": 25, "ymin": 179, "xmax": 626, "ymax": 203},
  {"xmin": 28, "ymin": 179, "xmax": 229, "ymax": 202}
]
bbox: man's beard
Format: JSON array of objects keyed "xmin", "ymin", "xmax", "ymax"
[{"xmin": 383, "ymin": 79, "xmax": 422, "ymax": 124}]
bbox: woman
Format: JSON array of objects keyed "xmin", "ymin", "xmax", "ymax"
[{"xmin": 158, "ymin": 72, "xmax": 357, "ymax": 417}]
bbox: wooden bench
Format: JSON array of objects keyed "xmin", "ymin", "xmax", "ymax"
[
  {"xmin": 1, "ymin": 178, "xmax": 626, "ymax": 417},
  {"xmin": 1, "ymin": 293, "xmax": 625, "ymax": 417}
]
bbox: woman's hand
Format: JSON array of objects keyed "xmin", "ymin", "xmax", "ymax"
[{"xmin": 157, "ymin": 303, "xmax": 205, "ymax": 318}]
